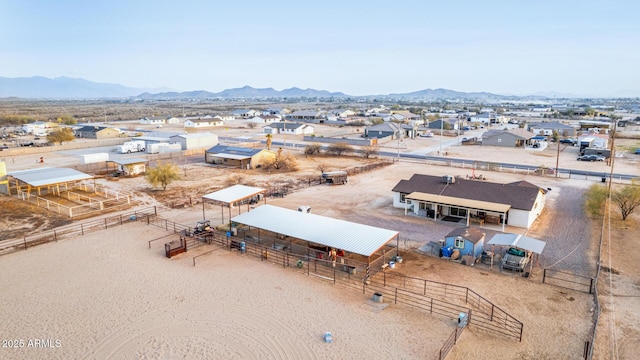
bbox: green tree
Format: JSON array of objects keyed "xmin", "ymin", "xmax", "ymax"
[
  {"xmin": 552, "ymin": 130, "xmax": 559, "ymax": 143},
  {"xmin": 145, "ymin": 162, "xmax": 181, "ymax": 190},
  {"xmin": 612, "ymin": 183, "xmax": 640, "ymax": 221},
  {"xmin": 584, "ymin": 184, "xmax": 608, "ymax": 217},
  {"xmin": 46, "ymin": 128, "xmax": 75, "ymax": 145}
]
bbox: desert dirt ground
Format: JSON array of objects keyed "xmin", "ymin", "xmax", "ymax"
[{"xmin": 1, "ymin": 123, "xmax": 639, "ymax": 359}]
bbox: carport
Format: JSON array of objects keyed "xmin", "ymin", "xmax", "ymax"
[
  {"xmin": 201, "ymin": 185, "xmax": 267, "ymax": 229},
  {"xmin": 230, "ymin": 204, "xmax": 400, "ymax": 268},
  {"xmin": 7, "ymin": 167, "xmax": 95, "ymax": 197},
  {"xmin": 487, "ymin": 233, "xmax": 546, "ymax": 273}
]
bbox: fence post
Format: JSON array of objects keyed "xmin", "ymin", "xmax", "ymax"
[
  {"xmin": 147, "ymin": 214, "xmax": 150, "ymax": 225},
  {"xmin": 491, "ymin": 305, "xmax": 494, "ymax": 321},
  {"xmin": 454, "ymin": 327, "xmax": 458, "ymax": 345},
  {"xmin": 54, "ymin": 230, "xmax": 57, "ymax": 242},
  {"xmin": 333, "ymin": 267, "xmax": 336, "ymax": 285},
  {"xmin": 24, "ymin": 237, "xmax": 27, "ymax": 250},
  {"xmin": 154, "ymin": 206, "xmax": 157, "ymax": 215},
  {"xmin": 120, "ymin": 215, "xmax": 123, "ymax": 225},
  {"xmin": 542, "ymin": 268, "xmax": 546, "ymax": 283},
  {"xmin": 81, "ymin": 224, "xmax": 84, "ymax": 235},
  {"xmin": 465, "ymin": 288, "xmax": 468, "ymax": 304},
  {"xmin": 104, "ymin": 218, "xmax": 108, "ymax": 229},
  {"xmin": 589, "ymin": 278, "xmax": 594, "ymax": 294},
  {"xmin": 394, "ymin": 288, "xmax": 398, "ymax": 304}
]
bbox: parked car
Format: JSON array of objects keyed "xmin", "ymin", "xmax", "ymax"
[
  {"xmin": 634, "ymin": 148, "xmax": 640, "ymax": 154},
  {"xmin": 501, "ymin": 247, "xmax": 530, "ymax": 272},
  {"xmin": 419, "ymin": 132, "xmax": 433, "ymax": 137},
  {"xmin": 0, "ymin": 145, "xmax": 9, "ymax": 151},
  {"xmin": 559, "ymin": 139, "xmax": 576, "ymax": 145},
  {"xmin": 577, "ymin": 154, "xmax": 605, "ymax": 161},
  {"xmin": 463, "ymin": 126, "xmax": 471, "ymax": 131}
]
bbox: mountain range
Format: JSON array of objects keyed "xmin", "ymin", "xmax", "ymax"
[{"xmin": 0, "ymin": 76, "xmax": 637, "ymax": 100}]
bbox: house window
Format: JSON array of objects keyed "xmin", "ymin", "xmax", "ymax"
[
  {"xmin": 400, "ymin": 193, "xmax": 408, "ymax": 203},
  {"xmin": 450, "ymin": 207, "xmax": 467, "ymax": 217},
  {"xmin": 454, "ymin": 237, "xmax": 464, "ymax": 248}
]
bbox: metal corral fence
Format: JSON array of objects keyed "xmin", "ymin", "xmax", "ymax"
[
  {"xmin": 0, "ymin": 207, "xmax": 159, "ymax": 256},
  {"xmin": 141, "ymin": 216, "xmax": 523, "ymax": 342},
  {"xmin": 370, "ymin": 271, "xmax": 524, "ymax": 341},
  {"xmin": 542, "ymin": 269, "xmax": 595, "ymax": 294},
  {"xmin": 435, "ymin": 324, "xmax": 466, "ymax": 360}
]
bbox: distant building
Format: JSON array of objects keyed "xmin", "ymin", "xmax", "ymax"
[
  {"xmin": 481, "ymin": 129, "xmax": 534, "ymax": 147},
  {"xmin": 263, "ymin": 122, "xmax": 314, "ymax": 135},
  {"xmin": 74, "ymin": 126, "xmax": 121, "ymax": 139},
  {"xmin": 170, "ymin": 133, "xmax": 218, "ymax": 150},
  {"xmin": 184, "ymin": 118, "xmax": 224, "ymax": 128},
  {"xmin": 205, "ymin": 145, "xmax": 275, "ymax": 169}
]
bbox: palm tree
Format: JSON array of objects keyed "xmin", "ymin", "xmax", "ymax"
[{"xmin": 265, "ymin": 134, "xmax": 273, "ymax": 150}]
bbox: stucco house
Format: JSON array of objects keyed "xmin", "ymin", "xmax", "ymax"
[
  {"xmin": 527, "ymin": 122, "xmax": 576, "ymax": 137},
  {"xmin": 364, "ymin": 122, "xmax": 403, "ymax": 139},
  {"xmin": 231, "ymin": 109, "xmax": 258, "ymax": 119},
  {"xmin": 250, "ymin": 115, "xmax": 280, "ymax": 124},
  {"xmin": 481, "ymin": 129, "xmax": 534, "ymax": 147},
  {"xmin": 74, "ymin": 126, "xmax": 122, "ymax": 139},
  {"xmin": 392, "ymin": 174, "xmax": 547, "ymax": 229},
  {"xmin": 205, "ymin": 145, "xmax": 276, "ymax": 169},
  {"xmin": 184, "ymin": 118, "xmax": 224, "ymax": 128},
  {"xmin": 263, "ymin": 122, "xmax": 314, "ymax": 135}
]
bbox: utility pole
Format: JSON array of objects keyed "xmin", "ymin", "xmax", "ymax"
[
  {"xmin": 555, "ymin": 137, "xmax": 560, "ymax": 178},
  {"xmin": 607, "ymin": 120, "xmax": 618, "ymax": 192}
]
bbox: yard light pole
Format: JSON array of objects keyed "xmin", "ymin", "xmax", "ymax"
[{"xmin": 439, "ymin": 119, "xmax": 443, "ymax": 155}]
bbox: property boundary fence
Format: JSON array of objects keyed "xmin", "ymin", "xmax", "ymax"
[
  {"xmin": 542, "ymin": 268, "xmax": 595, "ymax": 294},
  {"xmin": 435, "ymin": 325, "xmax": 466, "ymax": 360}
]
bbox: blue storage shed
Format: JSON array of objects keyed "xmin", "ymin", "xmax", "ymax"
[{"xmin": 444, "ymin": 227, "xmax": 486, "ymax": 258}]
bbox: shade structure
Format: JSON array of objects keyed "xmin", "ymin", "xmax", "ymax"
[{"xmin": 231, "ymin": 204, "xmax": 399, "ymax": 257}]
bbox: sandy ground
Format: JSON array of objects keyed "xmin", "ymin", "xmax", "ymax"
[{"xmin": 1, "ymin": 123, "xmax": 639, "ymax": 359}]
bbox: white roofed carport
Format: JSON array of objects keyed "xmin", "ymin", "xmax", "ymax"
[
  {"xmin": 231, "ymin": 204, "xmax": 400, "ymax": 259},
  {"xmin": 487, "ymin": 233, "xmax": 546, "ymax": 272},
  {"xmin": 201, "ymin": 185, "xmax": 267, "ymax": 226}
]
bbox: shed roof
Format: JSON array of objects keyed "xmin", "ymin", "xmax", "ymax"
[
  {"xmin": 110, "ymin": 158, "xmax": 147, "ymax": 165},
  {"xmin": 487, "ymin": 233, "xmax": 546, "ymax": 254},
  {"xmin": 231, "ymin": 205, "xmax": 398, "ymax": 257},
  {"xmin": 202, "ymin": 185, "xmax": 266, "ymax": 204},
  {"xmin": 8, "ymin": 167, "xmax": 93, "ymax": 187}
]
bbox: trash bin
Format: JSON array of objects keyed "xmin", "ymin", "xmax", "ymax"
[
  {"xmin": 240, "ymin": 241, "xmax": 246, "ymax": 254},
  {"xmin": 601, "ymin": 177, "xmax": 606, "ymax": 183},
  {"xmin": 372, "ymin": 292, "xmax": 384, "ymax": 303}
]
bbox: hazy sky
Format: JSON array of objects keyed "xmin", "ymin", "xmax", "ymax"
[{"xmin": 1, "ymin": 0, "xmax": 638, "ymax": 96}]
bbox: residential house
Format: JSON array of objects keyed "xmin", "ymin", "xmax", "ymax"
[
  {"xmin": 391, "ymin": 174, "xmax": 547, "ymax": 229},
  {"xmin": 444, "ymin": 227, "xmax": 487, "ymax": 258},
  {"xmin": 250, "ymin": 115, "xmax": 280, "ymax": 124},
  {"xmin": 263, "ymin": 122, "xmax": 314, "ymax": 135},
  {"xmin": 527, "ymin": 122, "xmax": 576, "ymax": 137},
  {"xmin": 364, "ymin": 122, "xmax": 403, "ymax": 139},
  {"xmin": 74, "ymin": 126, "xmax": 122, "ymax": 139},
  {"xmin": 184, "ymin": 118, "xmax": 224, "ymax": 128},
  {"xmin": 481, "ymin": 129, "xmax": 534, "ymax": 147},
  {"xmin": 21, "ymin": 121, "xmax": 58, "ymax": 135},
  {"xmin": 289, "ymin": 110, "xmax": 325, "ymax": 122},
  {"xmin": 139, "ymin": 116, "xmax": 167, "ymax": 125},
  {"xmin": 205, "ymin": 145, "xmax": 276, "ymax": 169},
  {"xmin": 426, "ymin": 119, "xmax": 459, "ymax": 131},
  {"xmin": 231, "ymin": 109, "xmax": 258, "ymax": 119}
]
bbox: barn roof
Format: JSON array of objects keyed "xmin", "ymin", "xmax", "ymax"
[{"xmin": 230, "ymin": 204, "xmax": 398, "ymax": 257}]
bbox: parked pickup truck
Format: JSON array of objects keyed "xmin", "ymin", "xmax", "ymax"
[{"xmin": 501, "ymin": 247, "xmax": 530, "ymax": 272}]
